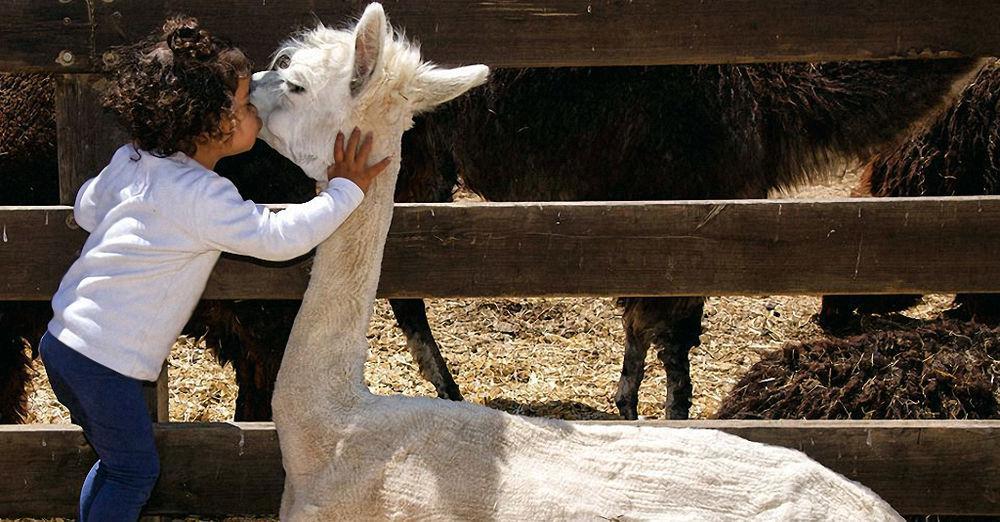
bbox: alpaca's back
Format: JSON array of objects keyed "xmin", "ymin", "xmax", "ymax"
[
  {"xmin": 863, "ymin": 59, "xmax": 1000, "ymax": 198},
  {"xmin": 0, "ymin": 73, "xmax": 59, "ymax": 205},
  {"xmin": 820, "ymin": 59, "xmax": 1000, "ymax": 328},
  {"xmin": 409, "ymin": 59, "xmax": 980, "ymax": 203}
]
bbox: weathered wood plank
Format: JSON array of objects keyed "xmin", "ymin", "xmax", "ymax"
[
  {"xmin": 1, "ymin": 198, "xmax": 999, "ymax": 299},
  {"xmin": 0, "ymin": 1, "xmax": 91, "ymax": 73},
  {"xmin": 0, "ymin": 423, "xmax": 282, "ymax": 517},
  {"xmin": 54, "ymin": 74, "xmax": 131, "ymax": 205},
  {"xmin": 0, "ymin": 421, "xmax": 997, "ymax": 516},
  {"xmin": 3, "ymin": 1, "xmax": 1000, "ymax": 72}
]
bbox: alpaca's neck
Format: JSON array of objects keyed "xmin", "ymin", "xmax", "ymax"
[{"xmin": 279, "ymin": 130, "xmax": 402, "ymax": 390}]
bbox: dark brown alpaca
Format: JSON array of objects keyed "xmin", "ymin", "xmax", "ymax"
[
  {"xmin": 393, "ymin": 59, "xmax": 984, "ymax": 419},
  {"xmin": 716, "ymin": 319, "xmax": 1000, "ymax": 420},
  {"xmin": 819, "ymin": 59, "xmax": 1000, "ymax": 331}
]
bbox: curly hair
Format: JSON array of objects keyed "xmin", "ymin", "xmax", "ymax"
[{"xmin": 103, "ymin": 15, "xmax": 252, "ymax": 157}]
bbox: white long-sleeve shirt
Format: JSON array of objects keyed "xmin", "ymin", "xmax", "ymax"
[{"xmin": 48, "ymin": 144, "xmax": 364, "ymax": 381}]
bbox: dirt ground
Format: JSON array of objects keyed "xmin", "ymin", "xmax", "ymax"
[{"xmin": 9, "ymin": 168, "xmax": 971, "ymax": 521}]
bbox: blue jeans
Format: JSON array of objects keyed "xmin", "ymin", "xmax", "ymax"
[{"xmin": 39, "ymin": 331, "xmax": 160, "ymax": 521}]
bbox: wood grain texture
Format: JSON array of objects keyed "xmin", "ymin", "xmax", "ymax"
[
  {"xmin": 0, "ymin": 423, "xmax": 282, "ymax": 517},
  {"xmin": 3, "ymin": 1, "xmax": 1000, "ymax": 71},
  {"xmin": 1, "ymin": 197, "xmax": 999, "ymax": 300},
  {"xmin": 1, "ymin": 421, "xmax": 996, "ymax": 516},
  {"xmin": 54, "ymin": 74, "xmax": 130, "ymax": 205},
  {"xmin": 0, "ymin": 1, "xmax": 90, "ymax": 72}
]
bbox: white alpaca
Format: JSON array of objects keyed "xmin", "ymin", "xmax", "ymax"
[{"xmin": 250, "ymin": 4, "xmax": 902, "ymax": 520}]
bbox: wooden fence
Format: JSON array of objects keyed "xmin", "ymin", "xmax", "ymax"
[
  {"xmin": 4, "ymin": 197, "xmax": 1000, "ymax": 300},
  {"xmin": 3, "ymin": 420, "xmax": 1000, "ymax": 517},
  {"xmin": 2, "ymin": 0, "xmax": 999, "ymax": 517},
  {"xmin": 4, "ymin": 1, "xmax": 1000, "ymax": 70}
]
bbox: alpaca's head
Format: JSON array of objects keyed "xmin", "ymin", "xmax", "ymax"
[{"xmin": 250, "ymin": 3, "xmax": 489, "ymax": 183}]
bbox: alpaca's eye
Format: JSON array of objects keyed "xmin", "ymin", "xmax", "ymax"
[
  {"xmin": 287, "ymin": 82, "xmax": 305, "ymax": 94},
  {"xmin": 275, "ymin": 55, "xmax": 291, "ymax": 69}
]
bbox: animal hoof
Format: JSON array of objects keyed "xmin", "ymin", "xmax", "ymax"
[
  {"xmin": 439, "ymin": 387, "xmax": 464, "ymax": 401},
  {"xmin": 664, "ymin": 407, "xmax": 690, "ymax": 420},
  {"xmin": 616, "ymin": 401, "xmax": 639, "ymax": 420}
]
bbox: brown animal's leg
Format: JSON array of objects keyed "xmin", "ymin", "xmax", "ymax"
[
  {"xmin": 388, "ymin": 115, "xmax": 463, "ymax": 401},
  {"xmin": 617, "ymin": 297, "xmax": 704, "ymax": 420},
  {"xmin": 230, "ymin": 300, "xmax": 298, "ymax": 421},
  {"xmin": 615, "ymin": 303, "xmax": 652, "ymax": 420},
  {"xmin": 389, "ymin": 299, "xmax": 463, "ymax": 401},
  {"xmin": 231, "ymin": 349, "xmax": 277, "ymax": 421},
  {"xmin": 817, "ymin": 296, "xmax": 862, "ymax": 332},
  {"xmin": 654, "ymin": 299, "xmax": 703, "ymax": 420},
  {"xmin": 818, "ymin": 295, "xmax": 923, "ymax": 333},
  {"xmin": 0, "ymin": 339, "xmax": 32, "ymax": 424},
  {"xmin": 187, "ymin": 300, "xmax": 297, "ymax": 421},
  {"xmin": 0, "ymin": 302, "xmax": 49, "ymax": 424}
]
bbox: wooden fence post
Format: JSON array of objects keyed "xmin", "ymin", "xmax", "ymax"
[{"xmin": 54, "ymin": 74, "xmax": 128, "ymax": 205}]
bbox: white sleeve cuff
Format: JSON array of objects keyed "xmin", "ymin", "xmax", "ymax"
[{"xmin": 325, "ymin": 177, "xmax": 365, "ymax": 207}]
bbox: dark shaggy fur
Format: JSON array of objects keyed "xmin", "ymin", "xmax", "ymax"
[
  {"xmin": 0, "ymin": 332, "xmax": 33, "ymax": 424},
  {"xmin": 432, "ymin": 61, "xmax": 977, "ymax": 202},
  {"xmin": 183, "ymin": 300, "xmax": 300, "ymax": 421},
  {"xmin": 394, "ymin": 59, "xmax": 982, "ymax": 419},
  {"xmin": 716, "ymin": 320, "xmax": 1000, "ymax": 420},
  {"xmin": 0, "ymin": 301, "xmax": 50, "ymax": 423},
  {"xmin": 0, "ymin": 73, "xmax": 58, "ymax": 205},
  {"xmin": 820, "ymin": 59, "xmax": 1000, "ymax": 330},
  {"xmin": 865, "ymin": 60, "xmax": 1000, "ymax": 198}
]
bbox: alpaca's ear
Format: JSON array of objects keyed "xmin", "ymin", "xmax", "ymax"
[
  {"xmin": 351, "ymin": 3, "xmax": 387, "ymax": 97},
  {"xmin": 408, "ymin": 65, "xmax": 490, "ymax": 113}
]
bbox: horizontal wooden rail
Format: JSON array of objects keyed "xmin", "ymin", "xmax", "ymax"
[
  {"xmin": 3, "ymin": 1, "xmax": 1000, "ymax": 72},
  {"xmin": 1, "ymin": 420, "xmax": 997, "ymax": 516},
  {"xmin": 2, "ymin": 197, "xmax": 1000, "ymax": 300}
]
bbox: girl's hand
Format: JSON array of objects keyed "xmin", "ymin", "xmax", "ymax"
[{"xmin": 327, "ymin": 128, "xmax": 391, "ymax": 194}]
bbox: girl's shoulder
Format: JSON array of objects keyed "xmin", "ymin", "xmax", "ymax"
[{"xmin": 106, "ymin": 145, "xmax": 214, "ymax": 204}]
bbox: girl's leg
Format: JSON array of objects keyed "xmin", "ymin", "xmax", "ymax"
[
  {"xmin": 40, "ymin": 332, "xmax": 160, "ymax": 522},
  {"xmin": 79, "ymin": 460, "xmax": 105, "ymax": 519}
]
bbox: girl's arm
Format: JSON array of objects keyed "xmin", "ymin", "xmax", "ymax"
[
  {"xmin": 73, "ymin": 177, "xmax": 100, "ymax": 233},
  {"xmin": 191, "ymin": 175, "xmax": 364, "ymax": 261},
  {"xmin": 192, "ymin": 129, "xmax": 389, "ymax": 261}
]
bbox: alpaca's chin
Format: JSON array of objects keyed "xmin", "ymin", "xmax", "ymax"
[{"xmin": 256, "ymin": 126, "xmax": 285, "ymax": 159}]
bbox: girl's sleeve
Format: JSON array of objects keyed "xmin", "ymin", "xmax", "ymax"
[
  {"xmin": 73, "ymin": 177, "xmax": 99, "ymax": 233},
  {"xmin": 191, "ymin": 175, "xmax": 365, "ymax": 261}
]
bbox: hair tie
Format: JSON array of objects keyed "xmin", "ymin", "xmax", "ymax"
[{"xmin": 166, "ymin": 21, "xmax": 215, "ymax": 61}]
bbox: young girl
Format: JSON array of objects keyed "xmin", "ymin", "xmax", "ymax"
[{"xmin": 39, "ymin": 17, "xmax": 389, "ymax": 521}]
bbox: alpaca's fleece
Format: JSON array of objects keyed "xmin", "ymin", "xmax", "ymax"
[{"xmin": 252, "ymin": 3, "xmax": 902, "ymax": 520}]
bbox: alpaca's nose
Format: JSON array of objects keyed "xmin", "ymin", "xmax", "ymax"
[
  {"xmin": 249, "ymin": 72, "xmax": 273, "ymax": 108},
  {"xmin": 250, "ymin": 71, "xmax": 271, "ymax": 94}
]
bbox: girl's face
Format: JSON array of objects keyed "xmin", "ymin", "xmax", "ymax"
[
  {"xmin": 224, "ymin": 76, "xmax": 263, "ymax": 154},
  {"xmin": 191, "ymin": 77, "xmax": 262, "ymax": 169}
]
